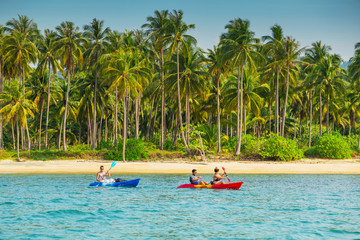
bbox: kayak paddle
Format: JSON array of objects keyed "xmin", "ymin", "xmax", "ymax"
[
  {"xmin": 222, "ymin": 167, "xmax": 231, "ymax": 183},
  {"xmin": 109, "ymin": 161, "xmax": 117, "ymax": 170}
]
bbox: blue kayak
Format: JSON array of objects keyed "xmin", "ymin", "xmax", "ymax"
[{"xmin": 89, "ymin": 178, "xmax": 140, "ymax": 187}]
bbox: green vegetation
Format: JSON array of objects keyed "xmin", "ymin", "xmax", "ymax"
[
  {"xmin": 315, "ymin": 134, "xmax": 352, "ymax": 159},
  {"xmin": 0, "ymin": 12, "xmax": 359, "ymax": 162},
  {"xmin": 259, "ymin": 134, "xmax": 303, "ymax": 161},
  {"xmin": 105, "ymin": 138, "xmax": 148, "ymax": 161}
]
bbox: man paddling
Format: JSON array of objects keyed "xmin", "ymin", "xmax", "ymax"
[
  {"xmin": 96, "ymin": 165, "xmax": 114, "ymax": 183},
  {"xmin": 190, "ymin": 169, "xmax": 208, "ymax": 185}
]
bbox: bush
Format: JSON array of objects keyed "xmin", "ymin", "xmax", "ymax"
[
  {"xmin": 241, "ymin": 135, "xmax": 261, "ymax": 155},
  {"xmin": 315, "ymin": 134, "xmax": 351, "ymax": 159},
  {"xmin": 304, "ymin": 147, "xmax": 317, "ymax": 157},
  {"xmin": 224, "ymin": 137, "xmax": 237, "ymax": 152},
  {"xmin": 259, "ymin": 134, "xmax": 303, "ymax": 161},
  {"xmin": 105, "ymin": 138, "xmax": 148, "ymax": 161},
  {"xmin": 96, "ymin": 140, "xmax": 114, "ymax": 150},
  {"xmin": 163, "ymin": 139, "xmax": 177, "ymax": 151},
  {"xmin": 343, "ymin": 134, "xmax": 360, "ymax": 153},
  {"xmin": 67, "ymin": 144, "xmax": 91, "ymax": 151}
]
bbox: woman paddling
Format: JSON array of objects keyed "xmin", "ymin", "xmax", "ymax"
[{"xmin": 212, "ymin": 167, "xmax": 228, "ymax": 185}]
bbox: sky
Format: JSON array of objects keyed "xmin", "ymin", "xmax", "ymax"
[{"xmin": 1, "ymin": 0, "xmax": 359, "ymax": 61}]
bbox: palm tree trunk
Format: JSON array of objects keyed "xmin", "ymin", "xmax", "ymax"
[
  {"xmin": 12, "ymin": 122, "xmax": 15, "ymax": 150},
  {"xmin": 105, "ymin": 108, "xmax": 108, "ymax": 142},
  {"xmin": 151, "ymin": 103, "xmax": 158, "ymax": 142},
  {"xmin": 114, "ymin": 87, "xmax": 118, "ymax": 145},
  {"xmin": 87, "ymin": 102, "xmax": 92, "ymax": 146},
  {"xmin": 319, "ymin": 90, "xmax": 322, "ymax": 136},
  {"xmin": 226, "ymin": 115, "xmax": 229, "ymax": 136},
  {"xmin": 244, "ymin": 99, "xmax": 247, "ymax": 135},
  {"xmin": 349, "ymin": 111, "xmax": 352, "ymax": 136},
  {"xmin": 92, "ymin": 72, "xmax": 98, "ymax": 150},
  {"xmin": 45, "ymin": 61, "xmax": 51, "ymax": 149},
  {"xmin": 172, "ymin": 116, "xmax": 178, "ymax": 146},
  {"xmin": 293, "ymin": 120, "xmax": 296, "ymax": 140},
  {"xmin": 185, "ymin": 93, "xmax": 189, "ymax": 144},
  {"xmin": 78, "ymin": 121, "xmax": 81, "ymax": 144},
  {"xmin": 308, "ymin": 90, "xmax": 312, "ymax": 147},
  {"xmin": 235, "ymin": 65, "xmax": 244, "ymax": 155},
  {"xmin": 275, "ymin": 66, "xmax": 279, "ymax": 134},
  {"xmin": 122, "ymin": 94, "xmax": 127, "ymax": 162},
  {"xmin": 216, "ymin": 73, "xmax": 221, "ymax": 153},
  {"xmin": 135, "ymin": 95, "xmax": 140, "ymax": 139},
  {"xmin": 176, "ymin": 41, "xmax": 190, "ymax": 154},
  {"xmin": 26, "ymin": 122, "xmax": 31, "ymax": 150},
  {"xmin": 230, "ymin": 114, "xmax": 233, "ymax": 138},
  {"xmin": 281, "ymin": 62, "xmax": 290, "ymax": 137},
  {"xmin": 0, "ymin": 57, "xmax": 3, "ymax": 150},
  {"xmin": 98, "ymin": 100, "xmax": 105, "ymax": 143},
  {"xmin": 63, "ymin": 70, "xmax": 71, "ymax": 150},
  {"xmin": 268, "ymin": 97, "xmax": 271, "ymax": 135},
  {"xmin": 146, "ymin": 99, "xmax": 154, "ymax": 141},
  {"xmin": 161, "ymin": 47, "xmax": 165, "ymax": 150},
  {"xmin": 358, "ymin": 125, "xmax": 360, "ymax": 149},
  {"xmin": 326, "ymin": 89, "xmax": 330, "ymax": 134},
  {"xmin": 38, "ymin": 98, "xmax": 44, "ymax": 150},
  {"xmin": 58, "ymin": 114, "xmax": 64, "ymax": 149},
  {"xmin": 16, "ymin": 116, "xmax": 20, "ymax": 161}
]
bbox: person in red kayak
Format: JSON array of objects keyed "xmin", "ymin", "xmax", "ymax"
[
  {"xmin": 190, "ymin": 169, "xmax": 208, "ymax": 185},
  {"xmin": 212, "ymin": 167, "xmax": 228, "ymax": 184}
]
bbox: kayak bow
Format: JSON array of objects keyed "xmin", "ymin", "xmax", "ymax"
[
  {"xmin": 177, "ymin": 182, "xmax": 243, "ymax": 190},
  {"xmin": 89, "ymin": 178, "xmax": 140, "ymax": 187}
]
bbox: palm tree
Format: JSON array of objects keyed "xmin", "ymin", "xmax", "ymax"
[
  {"xmin": 28, "ymin": 70, "xmax": 48, "ymax": 150},
  {"xmin": 104, "ymin": 49, "xmax": 150, "ymax": 161},
  {"xmin": 83, "ymin": 18, "xmax": 110, "ymax": 150},
  {"xmin": 3, "ymin": 31, "xmax": 38, "ymax": 150},
  {"xmin": 220, "ymin": 18, "xmax": 261, "ymax": 155},
  {"xmin": 0, "ymin": 25, "xmax": 5, "ymax": 149},
  {"xmin": 5, "ymin": 15, "xmax": 39, "ymax": 42},
  {"xmin": 0, "ymin": 82, "xmax": 35, "ymax": 160},
  {"xmin": 223, "ymin": 69, "xmax": 268, "ymax": 134},
  {"xmin": 208, "ymin": 45, "xmax": 228, "ymax": 153},
  {"xmin": 348, "ymin": 42, "xmax": 360, "ymax": 148},
  {"xmin": 303, "ymin": 41, "xmax": 332, "ymax": 137},
  {"xmin": 55, "ymin": 77, "xmax": 78, "ymax": 149},
  {"xmin": 142, "ymin": 10, "xmax": 170, "ymax": 149},
  {"xmin": 262, "ymin": 24, "xmax": 284, "ymax": 134},
  {"xmin": 167, "ymin": 42, "xmax": 209, "ymax": 144},
  {"xmin": 279, "ymin": 36, "xmax": 306, "ymax": 136},
  {"xmin": 37, "ymin": 29, "xmax": 63, "ymax": 149},
  {"xmin": 3, "ymin": 31, "xmax": 38, "ymax": 90},
  {"xmin": 167, "ymin": 10, "xmax": 195, "ymax": 154},
  {"xmin": 55, "ymin": 21, "xmax": 87, "ymax": 150},
  {"xmin": 314, "ymin": 54, "xmax": 346, "ymax": 134}
]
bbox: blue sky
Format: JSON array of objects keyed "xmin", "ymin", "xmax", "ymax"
[{"xmin": 1, "ymin": 0, "xmax": 359, "ymax": 60}]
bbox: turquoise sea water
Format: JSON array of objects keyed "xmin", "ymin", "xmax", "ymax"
[{"xmin": 0, "ymin": 174, "xmax": 359, "ymax": 239}]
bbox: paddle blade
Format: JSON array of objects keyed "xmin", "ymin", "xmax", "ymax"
[
  {"xmin": 222, "ymin": 167, "xmax": 226, "ymax": 171},
  {"xmin": 111, "ymin": 161, "xmax": 117, "ymax": 169}
]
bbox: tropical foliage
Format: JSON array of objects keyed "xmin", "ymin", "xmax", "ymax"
[{"xmin": 0, "ymin": 12, "xmax": 359, "ymax": 161}]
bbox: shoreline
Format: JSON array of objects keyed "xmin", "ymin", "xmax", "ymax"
[{"xmin": 1, "ymin": 159, "xmax": 360, "ymax": 174}]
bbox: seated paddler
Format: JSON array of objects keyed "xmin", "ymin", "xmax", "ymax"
[{"xmin": 189, "ymin": 169, "xmax": 208, "ymax": 185}]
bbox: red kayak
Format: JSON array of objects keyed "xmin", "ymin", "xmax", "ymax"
[{"xmin": 177, "ymin": 182, "xmax": 243, "ymax": 190}]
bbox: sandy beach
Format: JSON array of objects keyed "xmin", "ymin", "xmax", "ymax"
[{"xmin": 1, "ymin": 158, "xmax": 360, "ymax": 174}]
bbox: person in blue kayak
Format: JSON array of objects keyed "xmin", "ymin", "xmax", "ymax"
[
  {"xmin": 190, "ymin": 169, "xmax": 208, "ymax": 185},
  {"xmin": 96, "ymin": 165, "xmax": 114, "ymax": 183},
  {"xmin": 212, "ymin": 167, "xmax": 228, "ymax": 185}
]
